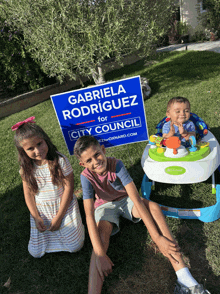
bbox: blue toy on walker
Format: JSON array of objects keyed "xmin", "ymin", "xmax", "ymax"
[{"xmin": 141, "ymin": 113, "xmax": 220, "ymax": 222}]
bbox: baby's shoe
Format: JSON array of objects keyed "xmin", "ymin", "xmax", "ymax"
[{"xmin": 174, "ymin": 281, "xmax": 211, "ymax": 294}]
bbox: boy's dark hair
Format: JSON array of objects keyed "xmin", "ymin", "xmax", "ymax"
[
  {"xmin": 167, "ymin": 96, "xmax": 190, "ymax": 111},
  {"xmin": 74, "ymin": 135, "xmax": 100, "ymax": 159}
]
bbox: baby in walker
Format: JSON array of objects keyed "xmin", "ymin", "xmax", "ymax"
[{"xmin": 162, "ymin": 97, "xmax": 196, "ymax": 147}]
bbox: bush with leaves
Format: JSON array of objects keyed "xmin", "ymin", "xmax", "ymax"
[
  {"xmin": 0, "ymin": 19, "xmax": 56, "ymax": 97},
  {"xmin": 1, "ymin": 0, "xmax": 177, "ymax": 85},
  {"xmin": 198, "ymin": 0, "xmax": 220, "ymax": 38}
]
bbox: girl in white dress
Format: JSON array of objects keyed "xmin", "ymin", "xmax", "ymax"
[{"xmin": 12, "ymin": 116, "xmax": 84, "ymax": 258}]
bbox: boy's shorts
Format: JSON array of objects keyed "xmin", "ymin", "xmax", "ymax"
[{"xmin": 94, "ymin": 196, "xmax": 141, "ymax": 235}]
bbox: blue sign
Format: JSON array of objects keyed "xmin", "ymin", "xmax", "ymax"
[{"xmin": 51, "ymin": 76, "xmax": 148, "ymax": 155}]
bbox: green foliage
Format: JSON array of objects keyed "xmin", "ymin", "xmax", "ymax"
[
  {"xmin": 177, "ymin": 21, "xmax": 189, "ymax": 36},
  {"xmin": 198, "ymin": 0, "xmax": 220, "ymax": 37},
  {"xmin": 1, "ymin": 0, "xmax": 177, "ymax": 84},
  {"xmin": 168, "ymin": 20, "xmax": 190, "ymax": 44},
  {"xmin": 190, "ymin": 24, "xmax": 209, "ymax": 42},
  {"xmin": 0, "ymin": 18, "xmax": 56, "ymax": 95}
]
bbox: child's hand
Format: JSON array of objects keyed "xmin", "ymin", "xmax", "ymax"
[
  {"xmin": 177, "ymin": 123, "xmax": 185, "ymax": 135},
  {"xmin": 48, "ymin": 216, "xmax": 62, "ymax": 231},
  {"xmin": 35, "ymin": 217, "xmax": 47, "ymax": 232},
  {"xmin": 156, "ymin": 235, "xmax": 181, "ymax": 263},
  {"xmin": 95, "ymin": 254, "xmax": 114, "ymax": 281},
  {"xmin": 169, "ymin": 121, "xmax": 176, "ymax": 136}
]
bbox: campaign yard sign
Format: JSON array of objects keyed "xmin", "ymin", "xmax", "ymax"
[{"xmin": 51, "ymin": 76, "xmax": 148, "ymax": 155}]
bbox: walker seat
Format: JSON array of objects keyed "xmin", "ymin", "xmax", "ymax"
[{"xmin": 141, "ymin": 113, "xmax": 220, "ymax": 222}]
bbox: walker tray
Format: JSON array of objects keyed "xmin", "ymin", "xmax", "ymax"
[
  {"xmin": 141, "ymin": 132, "xmax": 220, "ymax": 184},
  {"xmin": 141, "ymin": 131, "xmax": 220, "ymax": 222}
]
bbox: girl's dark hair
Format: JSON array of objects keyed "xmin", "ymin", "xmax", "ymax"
[
  {"xmin": 74, "ymin": 135, "xmax": 100, "ymax": 159},
  {"xmin": 167, "ymin": 96, "xmax": 190, "ymax": 111},
  {"xmin": 14, "ymin": 122, "xmax": 65, "ymax": 194}
]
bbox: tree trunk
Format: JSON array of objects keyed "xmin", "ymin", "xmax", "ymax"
[{"xmin": 91, "ymin": 64, "xmax": 106, "ymax": 85}]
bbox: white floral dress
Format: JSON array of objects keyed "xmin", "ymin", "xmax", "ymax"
[{"xmin": 27, "ymin": 154, "xmax": 84, "ymax": 258}]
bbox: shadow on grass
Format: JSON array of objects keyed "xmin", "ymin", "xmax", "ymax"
[
  {"xmin": 0, "ymin": 183, "xmax": 171, "ymax": 294},
  {"xmin": 105, "ymin": 218, "xmax": 176, "ymax": 294},
  {"xmin": 1, "ymin": 166, "xmax": 219, "ymax": 293},
  {"xmin": 104, "ymin": 158, "xmax": 220, "ymax": 294},
  {"xmin": 0, "ymin": 184, "xmax": 91, "ymax": 294},
  {"xmin": 176, "ymin": 219, "xmax": 220, "ymax": 294},
  {"xmin": 210, "ymin": 126, "xmax": 220, "ymax": 143},
  {"xmin": 0, "ymin": 165, "xmax": 175, "ymax": 294},
  {"xmin": 105, "ymin": 51, "xmax": 220, "ymax": 98},
  {"xmin": 146, "ymin": 51, "xmax": 220, "ymax": 93},
  {"xmin": 104, "ymin": 160, "xmax": 176, "ymax": 294}
]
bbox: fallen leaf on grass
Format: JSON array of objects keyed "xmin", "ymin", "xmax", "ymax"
[{"xmin": 3, "ymin": 277, "xmax": 11, "ymax": 288}]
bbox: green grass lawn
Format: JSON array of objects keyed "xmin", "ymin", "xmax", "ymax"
[{"xmin": 1, "ymin": 51, "xmax": 220, "ymax": 294}]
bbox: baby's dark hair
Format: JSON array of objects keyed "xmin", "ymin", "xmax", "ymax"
[
  {"xmin": 74, "ymin": 135, "xmax": 100, "ymax": 159},
  {"xmin": 14, "ymin": 122, "xmax": 65, "ymax": 194},
  {"xmin": 167, "ymin": 96, "xmax": 190, "ymax": 111}
]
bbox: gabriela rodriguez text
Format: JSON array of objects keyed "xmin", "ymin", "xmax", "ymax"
[{"xmin": 62, "ymin": 84, "xmax": 138, "ymax": 120}]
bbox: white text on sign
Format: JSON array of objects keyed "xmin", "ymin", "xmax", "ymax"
[
  {"xmin": 68, "ymin": 117, "xmax": 141, "ymax": 140},
  {"xmin": 62, "ymin": 84, "xmax": 138, "ymax": 120}
]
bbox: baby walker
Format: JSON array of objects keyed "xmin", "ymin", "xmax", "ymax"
[{"xmin": 141, "ymin": 113, "xmax": 220, "ymax": 222}]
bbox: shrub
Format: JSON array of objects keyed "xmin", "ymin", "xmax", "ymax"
[
  {"xmin": 3, "ymin": 0, "xmax": 177, "ymax": 85},
  {"xmin": 190, "ymin": 24, "xmax": 208, "ymax": 42},
  {"xmin": 197, "ymin": 0, "xmax": 220, "ymax": 39},
  {"xmin": 0, "ymin": 20, "xmax": 56, "ymax": 97}
]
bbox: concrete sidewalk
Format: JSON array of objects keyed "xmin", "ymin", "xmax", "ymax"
[{"xmin": 156, "ymin": 40, "xmax": 220, "ymax": 54}]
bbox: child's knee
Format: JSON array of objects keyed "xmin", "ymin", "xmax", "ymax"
[
  {"xmin": 142, "ymin": 198, "xmax": 159, "ymax": 210},
  {"xmin": 148, "ymin": 200, "xmax": 161, "ymax": 213},
  {"xmin": 28, "ymin": 247, "xmax": 45, "ymax": 258},
  {"xmin": 69, "ymin": 230, "xmax": 85, "ymax": 253}
]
